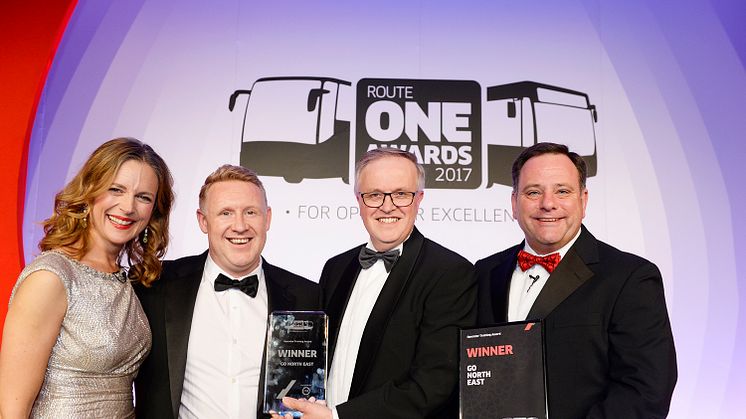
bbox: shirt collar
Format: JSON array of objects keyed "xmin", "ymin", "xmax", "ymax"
[
  {"xmin": 523, "ymin": 227, "xmax": 582, "ymax": 259},
  {"xmin": 203, "ymin": 253, "xmax": 264, "ymax": 286},
  {"xmin": 365, "ymin": 232, "xmax": 409, "ymax": 256}
]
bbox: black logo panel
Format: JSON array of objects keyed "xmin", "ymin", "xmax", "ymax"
[{"xmin": 356, "ymin": 79, "xmax": 482, "ymax": 189}]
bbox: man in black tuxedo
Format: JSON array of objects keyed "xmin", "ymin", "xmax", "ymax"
[
  {"xmin": 134, "ymin": 165, "xmax": 318, "ymax": 419},
  {"xmin": 280, "ymin": 148, "xmax": 476, "ymax": 419},
  {"xmin": 476, "ymin": 143, "xmax": 677, "ymax": 418}
]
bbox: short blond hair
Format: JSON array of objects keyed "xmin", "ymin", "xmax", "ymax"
[{"xmin": 199, "ymin": 164, "xmax": 268, "ymax": 209}]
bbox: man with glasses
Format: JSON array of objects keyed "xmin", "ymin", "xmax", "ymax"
[{"xmin": 280, "ymin": 148, "xmax": 476, "ymax": 419}]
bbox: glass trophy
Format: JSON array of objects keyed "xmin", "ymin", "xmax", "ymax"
[{"xmin": 263, "ymin": 311, "xmax": 328, "ymax": 417}]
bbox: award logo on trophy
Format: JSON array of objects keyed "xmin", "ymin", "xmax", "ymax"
[{"xmin": 264, "ymin": 311, "xmax": 328, "ymax": 416}]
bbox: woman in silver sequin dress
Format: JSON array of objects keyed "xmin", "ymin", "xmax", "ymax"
[{"xmin": 0, "ymin": 138, "xmax": 174, "ymax": 418}]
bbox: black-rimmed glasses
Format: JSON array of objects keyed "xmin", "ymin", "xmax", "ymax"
[{"xmin": 359, "ymin": 191, "xmax": 417, "ymax": 208}]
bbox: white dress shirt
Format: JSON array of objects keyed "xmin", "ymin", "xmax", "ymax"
[
  {"xmin": 507, "ymin": 229, "xmax": 581, "ymax": 322},
  {"xmin": 326, "ymin": 241, "xmax": 404, "ymax": 414},
  {"xmin": 179, "ymin": 255, "xmax": 269, "ymax": 419}
]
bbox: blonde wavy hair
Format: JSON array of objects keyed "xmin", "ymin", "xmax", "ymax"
[{"xmin": 39, "ymin": 138, "xmax": 174, "ymax": 286}]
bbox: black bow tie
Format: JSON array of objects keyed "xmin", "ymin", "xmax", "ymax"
[
  {"xmin": 214, "ymin": 273, "xmax": 259, "ymax": 297},
  {"xmin": 358, "ymin": 247, "xmax": 400, "ymax": 273}
]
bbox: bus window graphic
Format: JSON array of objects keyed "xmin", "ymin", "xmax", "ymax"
[
  {"xmin": 229, "ymin": 77, "xmax": 352, "ymax": 183},
  {"xmin": 484, "ymin": 81, "xmax": 598, "ymax": 187}
]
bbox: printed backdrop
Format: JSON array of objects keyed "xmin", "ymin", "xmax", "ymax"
[{"xmin": 3, "ymin": 1, "xmax": 745, "ymax": 417}]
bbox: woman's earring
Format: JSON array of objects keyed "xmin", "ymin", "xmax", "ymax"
[
  {"xmin": 142, "ymin": 227, "xmax": 149, "ymax": 244},
  {"xmin": 81, "ymin": 207, "xmax": 88, "ymax": 229}
]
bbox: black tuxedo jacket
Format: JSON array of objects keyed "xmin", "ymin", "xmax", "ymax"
[
  {"xmin": 475, "ymin": 226, "xmax": 677, "ymax": 419},
  {"xmin": 321, "ymin": 227, "xmax": 477, "ymax": 419},
  {"xmin": 133, "ymin": 251, "xmax": 319, "ymax": 419}
]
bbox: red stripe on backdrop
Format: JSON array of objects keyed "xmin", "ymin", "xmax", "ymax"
[{"xmin": 0, "ymin": 0, "xmax": 78, "ymax": 342}]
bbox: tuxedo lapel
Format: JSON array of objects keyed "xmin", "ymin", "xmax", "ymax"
[
  {"xmin": 326, "ymin": 252, "xmax": 363, "ymax": 361},
  {"xmin": 349, "ymin": 228, "xmax": 424, "ymax": 397},
  {"xmin": 163, "ymin": 252, "xmax": 206, "ymax": 418},
  {"xmin": 257, "ymin": 259, "xmax": 283, "ymax": 418},
  {"xmin": 264, "ymin": 259, "xmax": 294, "ymax": 312},
  {"xmin": 489, "ymin": 245, "xmax": 521, "ymax": 323},
  {"xmin": 526, "ymin": 228, "xmax": 597, "ymax": 320}
]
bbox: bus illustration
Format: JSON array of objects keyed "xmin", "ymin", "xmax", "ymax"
[
  {"xmin": 229, "ymin": 76, "xmax": 352, "ymax": 183},
  {"xmin": 484, "ymin": 81, "xmax": 598, "ymax": 187}
]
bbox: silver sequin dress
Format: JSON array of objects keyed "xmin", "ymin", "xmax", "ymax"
[{"xmin": 9, "ymin": 251, "xmax": 152, "ymax": 418}]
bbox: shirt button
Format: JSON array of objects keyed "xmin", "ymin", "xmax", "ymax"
[
  {"xmin": 231, "ymin": 377, "xmax": 236, "ymax": 383},
  {"xmin": 233, "ymin": 338, "xmax": 237, "ymax": 344}
]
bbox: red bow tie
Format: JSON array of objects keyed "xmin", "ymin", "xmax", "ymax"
[{"xmin": 518, "ymin": 250, "xmax": 561, "ymax": 273}]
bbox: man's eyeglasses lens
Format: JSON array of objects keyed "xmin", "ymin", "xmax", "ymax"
[{"xmin": 361, "ymin": 192, "xmax": 416, "ymax": 208}]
